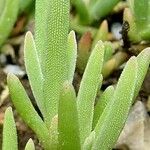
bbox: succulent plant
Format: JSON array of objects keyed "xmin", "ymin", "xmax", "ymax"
[
  {"xmin": 1, "ymin": 0, "xmax": 150, "ymax": 150},
  {"xmin": 124, "ymin": 0, "xmax": 150, "ymax": 42},
  {"xmin": 0, "ymin": 0, "xmax": 34, "ymax": 48},
  {"xmin": 71, "ymin": 0, "xmax": 120, "ymax": 25},
  {"xmin": 0, "ymin": 0, "xmax": 19, "ymax": 47}
]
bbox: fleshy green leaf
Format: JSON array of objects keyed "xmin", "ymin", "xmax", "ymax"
[
  {"xmin": 24, "ymin": 139, "xmax": 35, "ymax": 150},
  {"xmin": 82, "ymin": 131, "xmax": 95, "ymax": 150},
  {"xmin": 58, "ymin": 81, "xmax": 80, "ymax": 150},
  {"xmin": 92, "ymin": 20, "xmax": 108, "ymax": 48},
  {"xmin": 0, "ymin": 0, "xmax": 5, "ymax": 15},
  {"xmin": 90, "ymin": 0, "xmax": 120, "ymax": 20},
  {"xmin": 103, "ymin": 41, "xmax": 113, "ymax": 62},
  {"xmin": 19, "ymin": 0, "xmax": 34, "ymax": 13},
  {"xmin": 148, "ymin": 1, "xmax": 150, "ymax": 24},
  {"xmin": 49, "ymin": 115, "xmax": 58, "ymax": 149},
  {"xmin": 92, "ymin": 57, "xmax": 138, "ymax": 150},
  {"xmin": 127, "ymin": 0, "xmax": 134, "ymax": 13},
  {"xmin": 123, "ymin": 8, "xmax": 141, "ymax": 42},
  {"xmin": 41, "ymin": 0, "xmax": 70, "ymax": 125},
  {"xmin": 7, "ymin": 74, "xmax": 51, "ymax": 150},
  {"xmin": 134, "ymin": 0, "xmax": 148, "ymax": 30},
  {"xmin": 89, "ymin": 0, "xmax": 98, "ymax": 6},
  {"xmin": 102, "ymin": 51, "xmax": 128, "ymax": 78},
  {"xmin": 67, "ymin": 30, "xmax": 77, "ymax": 83},
  {"xmin": 93, "ymin": 86, "xmax": 114, "ymax": 129},
  {"xmin": 77, "ymin": 41, "xmax": 104, "ymax": 144},
  {"xmin": 35, "ymin": 0, "xmax": 48, "ymax": 62},
  {"xmin": 71, "ymin": 0, "xmax": 91, "ymax": 24},
  {"xmin": 140, "ymin": 28, "xmax": 150, "ymax": 40},
  {"xmin": 2, "ymin": 107, "xmax": 17, "ymax": 150},
  {"xmin": 24, "ymin": 31, "xmax": 45, "ymax": 118},
  {"xmin": 134, "ymin": 48, "xmax": 150, "ymax": 99},
  {"xmin": 0, "ymin": 0, "xmax": 19, "ymax": 47}
]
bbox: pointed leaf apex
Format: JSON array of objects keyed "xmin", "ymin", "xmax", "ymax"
[
  {"xmin": 100, "ymin": 20, "xmax": 108, "ymax": 30},
  {"xmin": 94, "ymin": 41, "xmax": 105, "ymax": 54},
  {"xmin": 5, "ymin": 106, "xmax": 13, "ymax": 114},
  {"xmin": 139, "ymin": 47, "xmax": 150, "ymax": 56},
  {"xmin": 7, "ymin": 73, "xmax": 18, "ymax": 83},
  {"xmin": 126, "ymin": 56, "xmax": 138, "ymax": 69},
  {"xmin": 62, "ymin": 81, "xmax": 75, "ymax": 94},
  {"xmin": 69, "ymin": 30, "xmax": 75, "ymax": 36},
  {"xmin": 25, "ymin": 31, "xmax": 33, "ymax": 38},
  {"xmin": 108, "ymin": 85, "xmax": 114, "ymax": 90},
  {"xmin": 25, "ymin": 31, "xmax": 34, "ymax": 44},
  {"xmin": 27, "ymin": 138, "xmax": 34, "ymax": 145},
  {"xmin": 68, "ymin": 30, "xmax": 77, "ymax": 48},
  {"xmin": 25, "ymin": 138, "xmax": 35, "ymax": 150}
]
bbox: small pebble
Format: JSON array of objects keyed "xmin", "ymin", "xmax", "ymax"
[
  {"xmin": 3, "ymin": 65, "xmax": 25, "ymax": 77},
  {"xmin": 111, "ymin": 22, "xmax": 122, "ymax": 40}
]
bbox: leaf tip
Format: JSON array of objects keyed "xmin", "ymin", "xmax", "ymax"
[
  {"xmin": 139, "ymin": 47, "xmax": 150, "ymax": 57},
  {"xmin": 5, "ymin": 106, "xmax": 13, "ymax": 115},
  {"xmin": 25, "ymin": 31, "xmax": 33, "ymax": 39},
  {"xmin": 24, "ymin": 31, "xmax": 34, "ymax": 45},
  {"xmin": 7, "ymin": 73, "xmax": 20, "ymax": 89},
  {"xmin": 128, "ymin": 56, "xmax": 137, "ymax": 65},
  {"xmin": 62, "ymin": 81, "xmax": 72, "ymax": 92},
  {"xmin": 7, "ymin": 73, "xmax": 16, "ymax": 82},
  {"xmin": 69, "ymin": 30, "xmax": 75, "ymax": 37}
]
